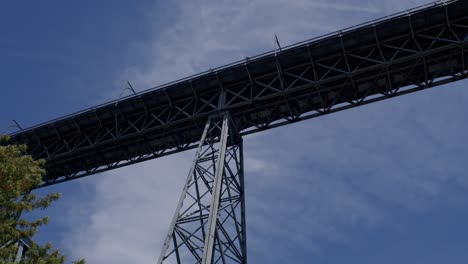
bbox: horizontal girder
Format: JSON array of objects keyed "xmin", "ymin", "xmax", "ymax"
[{"xmin": 6, "ymin": 0, "xmax": 468, "ymax": 187}]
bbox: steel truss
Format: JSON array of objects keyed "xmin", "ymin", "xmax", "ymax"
[
  {"xmin": 0, "ymin": 237, "xmax": 32, "ymax": 263},
  {"xmin": 158, "ymin": 112, "xmax": 247, "ymax": 264},
  {"xmin": 7, "ymin": 0, "xmax": 467, "ymax": 187}
]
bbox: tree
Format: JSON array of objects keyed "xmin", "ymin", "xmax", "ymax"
[{"xmin": 0, "ymin": 135, "xmax": 85, "ymax": 264}]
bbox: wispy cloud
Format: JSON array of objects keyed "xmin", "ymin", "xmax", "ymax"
[
  {"xmin": 64, "ymin": 152, "xmax": 194, "ymax": 263},
  {"xmin": 305, "ymin": 1, "xmax": 380, "ymax": 13},
  {"xmin": 58, "ymin": 0, "xmax": 468, "ymax": 263}
]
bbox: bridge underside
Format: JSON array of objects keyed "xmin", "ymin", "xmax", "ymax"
[{"xmin": 6, "ymin": 0, "xmax": 468, "ymax": 186}]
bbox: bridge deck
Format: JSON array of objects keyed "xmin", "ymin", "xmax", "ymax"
[{"xmin": 8, "ymin": 0, "xmax": 468, "ymax": 186}]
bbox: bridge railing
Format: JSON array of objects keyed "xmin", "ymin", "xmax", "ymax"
[{"xmin": 7, "ymin": 0, "xmax": 455, "ymax": 136}]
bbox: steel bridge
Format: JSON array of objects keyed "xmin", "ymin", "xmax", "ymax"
[{"xmin": 5, "ymin": 0, "xmax": 468, "ymax": 263}]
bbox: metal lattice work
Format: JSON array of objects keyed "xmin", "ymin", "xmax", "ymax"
[
  {"xmin": 6, "ymin": 0, "xmax": 468, "ymax": 187},
  {"xmin": 158, "ymin": 113, "xmax": 247, "ymax": 264},
  {"xmin": 0, "ymin": 237, "xmax": 33, "ymax": 263},
  {"xmin": 2, "ymin": 1, "xmax": 468, "ymax": 264}
]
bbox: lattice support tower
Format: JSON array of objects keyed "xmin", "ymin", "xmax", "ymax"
[{"xmin": 158, "ymin": 112, "xmax": 247, "ymax": 264}]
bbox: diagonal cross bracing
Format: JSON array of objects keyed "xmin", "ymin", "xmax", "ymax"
[
  {"xmin": 3, "ymin": 1, "xmax": 468, "ymax": 263},
  {"xmin": 5, "ymin": 0, "xmax": 468, "ymax": 187},
  {"xmin": 158, "ymin": 113, "xmax": 247, "ymax": 264}
]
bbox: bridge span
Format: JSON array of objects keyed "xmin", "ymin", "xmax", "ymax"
[{"xmin": 7, "ymin": 0, "xmax": 468, "ymax": 188}]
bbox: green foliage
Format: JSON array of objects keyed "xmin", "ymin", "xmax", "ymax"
[{"xmin": 0, "ymin": 135, "xmax": 85, "ymax": 264}]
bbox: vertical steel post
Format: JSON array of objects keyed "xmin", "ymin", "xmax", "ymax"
[
  {"xmin": 201, "ymin": 113, "xmax": 229, "ymax": 264},
  {"xmin": 14, "ymin": 242, "xmax": 24, "ymax": 263},
  {"xmin": 157, "ymin": 112, "xmax": 247, "ymax": 264}
]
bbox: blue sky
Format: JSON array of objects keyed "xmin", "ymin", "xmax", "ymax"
[{"xmin": 1, "ymin": 0, "xmax": 468, "ymax": 263}]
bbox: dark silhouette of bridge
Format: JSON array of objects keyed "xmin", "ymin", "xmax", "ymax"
[{"xmin": 7, "ymin": 1, "xmax": 468, "ymax": 263}]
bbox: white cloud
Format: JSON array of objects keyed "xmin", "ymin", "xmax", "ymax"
[
  {"xmin": 65, "ymin": 152, "xmax": 194, "ymax": 263},
  {"xmin": 58, "ymin": 0, "xmax": 468, "ymax": 263}
]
